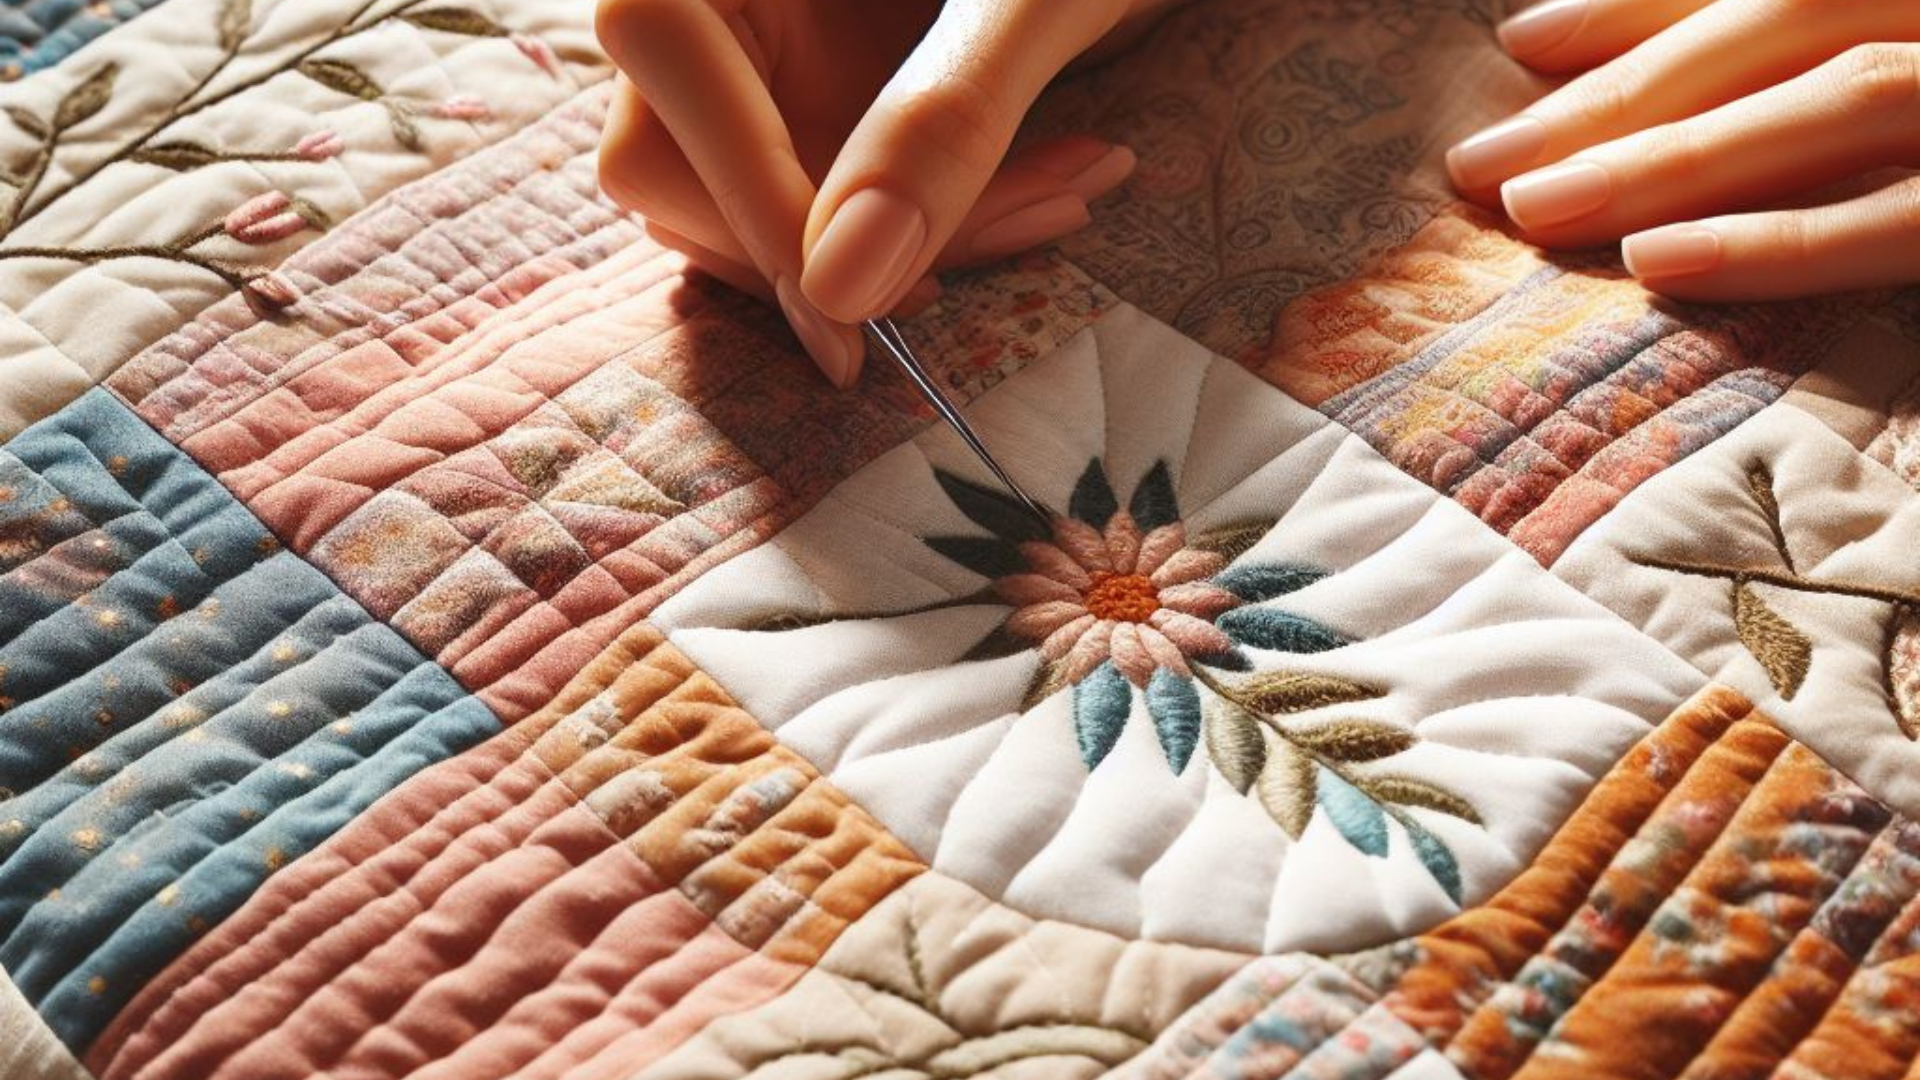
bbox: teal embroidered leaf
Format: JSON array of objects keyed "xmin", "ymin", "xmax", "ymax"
[
  {"xmin": 300, "ymin": 58, "xmax": 384, "ymax": 101},
  {"xmin": 217, "ymin": 0, "xmax": 252, "ymax": 51},
  {"xmin": 1216, "ymin": 608, "xmax": 1349, "ymax": 653},
  {"xmin": 402, "ymin": 8, "xmax": 508, "ymax": 35},
  {"xmin": 1214, "ymin": 563, "xmax": 1327, "ymax": 603},
  {"xmin": 5, "ymin": 107, "xmax": 47, "ymax": 141},
  {"xmin": 1316, "ymin": 767, "xmax": 1388, "ymax": 856},
  {"xmin": 1291, "ymin": 720, "xmax": 1414, "ymax": 762},
  {"xmin": 1403, "ymin": 817, "xmax": 1464, "ymax": 904},
  {"xmin": 1069, "ymin": 459, "xmax": 1118, "ymax": 528},
  {"xmin": 1195, "ymin": 648, "xmax": 1253, "ymax": 672},
  {"xmin": 1732, "ymin": 580, "xmax": 1811, "ymax": 700},
  {"xmin": 55, "ymin": 63, "xmax": 118, "ymax": 130},
  {"xmin": 924, "ymin": 535, "xmax": 1022, "ymax": 580},
  {"xmin": 1238, "ymin": 671, "xmax": 1382, "ymax": 714},
  {"xmin": 1186, "ymin": 519, "xmax": 1275, "ymax": 563},
  {"xmin": 1146, "ymin": 669, "xmax": 1200, "ymax": 773},
  {"xmin": 1360, "ymin": 775, "xmax": 1482, "ymax": 825},
  {"xmin": 1257, "ymin": 743, "xmax": 1315, "ymax": 838},
  {"xmin": 132, "ymin": 141, "xmax": 222, "ymax": 170},
  {"xmin": 1073, "ymin": 662, "xmax": 1131, "ymax": 769},
  {"xmin": 1203, "ymin": 697, "xmax": 1266, "ymax": 794},
  {"xmin": 934, "ymin": 469, "xmax": 1048, "ymax": 544},
  {"xmin": 1129, "ymin": 460, "xmax": 1180, "ymax": 532}
]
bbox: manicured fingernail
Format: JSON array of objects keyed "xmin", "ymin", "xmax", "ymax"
[
  {"xmin": 970, "ymin": 192, "xmax": 1091, "ymax": 260},
  {"xmin": 1623, "ymin": 225, "xmax": 1722, "ymax": 279},
  {"xmin": 1446, "ymin": 116, "xmax": 1547, "ymax": 190},
  {"xmin": 1063, "ymin": 145, "xmax": 1138, "ymax": 202},
  {"xmin": 776, "ymin": 275, "xmax": 859, "ymax": 389},
  {"xmin": 1497, "ymin": 0, "xmax": 1588, "ymax": 57},
  {"xmin": 1502, "ymin": 160, "xmax": 1612, "ymax": 229},
  {"xmin": 801, "ymin": 187, "xmax": 927, "ymax": 323}
]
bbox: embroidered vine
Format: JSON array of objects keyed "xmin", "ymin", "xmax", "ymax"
[
  {"xmin": 749, "ymin": 457, "xmax": 1484, "ymax": 901},
  {"xmin": 1633, "ymin": 462, "xmax": 1920, "ymax": 740},
  {"xmin": 0, "ymin": 0, "xmax": 564, "ymax": 299}
]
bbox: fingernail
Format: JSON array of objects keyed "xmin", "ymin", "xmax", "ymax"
[
  {"xmin": 776, "ymin": 275, "xmax": 859, "ymax": 389},
  {"xmin": 970, "ymin": 192, "xmax": 1091, "ymax": 261},
  {"xmin": 1497, "ymin": 0, "xmax": 1588, "ymax": 57},
  {"xmin": 1502, "ymin": 160, "xmax": 1612, "ymax": 230},
  {"xmin": 801, "ymin": 187, "xmax": 927, "ymax": 323},
  {"xmin": 1063, "ymin": 145, "xmax": 1138, "ymax": 203},
  {"xmin": 1446, "ymin": 116, "xmax": 1547, "ymax": 190},
  {"xmin": 1623, "ymin": 225, "xmax": 1722, "ymax": 279}
]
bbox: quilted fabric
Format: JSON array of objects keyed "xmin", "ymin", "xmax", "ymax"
[{"xmin": 4, "ymin": 0, "xmax": 1920, "ymax": 1075}]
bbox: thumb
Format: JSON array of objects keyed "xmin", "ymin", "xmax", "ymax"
[{"xmin": 798, "ymin": 0, "xmax": 1128, "ymax": 323}]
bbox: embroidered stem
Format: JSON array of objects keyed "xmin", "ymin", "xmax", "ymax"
[
  {"xmin": 2, "ymin": 123, "xmax": 56, "ymax": 233},
  {"xmin": 0, "ymin": 245, "xmax": 252, "ymax": 288},
  {"xmin": 1634, "ymin": 557, "xmax": 1920, "ymax": 610}
]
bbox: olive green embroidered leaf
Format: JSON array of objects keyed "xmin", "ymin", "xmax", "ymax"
[
  {"xmin": 385, "ymin": 101, "xmax": 423, "ymax": 150},
  {"xmin": 1237, "ymin": 671, "xmax": 1383, "ymax": 714},
  {"xmin": 1289, "ymin": 720, "xmax": 1415, "ymax": 763},
  {"xmin": 1257, "ymin": 742, "xmax": 1316, "ymax": 839},
  {"xmin": 1129, "ymin": 460, "xmax": 1180, "ymax": 532},
  {"xmin": 1068, "ymin": 458, "xmax": 1118, "ymax": 528},
  {"xmin": 1359, "ymin": 775, "xmax": 1482, "ymax": 825},
  {"xmin": 5, "ymin": 107, "xmax": 47, "ymax": 141},
  {"xmin": 217, "ymin": 0, "xmax": 252, "ymax": 52},
  {"xmin": 1733, "ymin": 580, "xmax": 1811, "ymax": 700},
  {"xmin": 1187, "ymin": 519, "xmax": 1275, "ymax": 564},
  {"xmin": 1022, "ymin": 657, "xmax": 1070, "ymax": 712},
  {"xmin": 1403, "ymin": 816, "xmax": 1464, "ymax": 904},
  {"xmin": 130, "ymin": 141, "xmax": 222, "ymax": 170},
  {"xmin": 1203, "ymin": 696, "xmax": 1266, "ymax": 794},
  {"xmin": 299, "ymin": 58, "xmax": 384, "ymax": 101},
  {"xmin": 402, "ymin": 8, "xmax": 508, "ymax": 35},
  {"xmin": 290, "ymin": 197, "xmax": 332, "ymax": 230},
  {"xmin": 1747, "ymin": 462, "xmax": 1793, "ymax": 570},
  {"xmin": 54, "ymin": 63, "xmax": 118, "ymax": 130},
  {"xmin": 933, "ymin": 469, "xmax": 1048, "ymax": 544},
  {"xmin": 747, "ymin": 589, "xmax": 1001, "ymax": 634}
]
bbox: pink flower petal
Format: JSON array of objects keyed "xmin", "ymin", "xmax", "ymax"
[
  {"xmin": 1151, "ymin": 548, "xmax": 1227, "ymax": 588},
  {"xmin": 1007, "ymin": 600, "xmax": 1089, "ymax": 642},
  {"xmin": 995, "ymin": 573, "xmax": 1080, "ymax": 608},
  {"xmin": 1016, "ymin": 542, "xmax": 1091, "ymax": 590},
  {"xmin": 1137, "ymin": 625, "xmax": 1192, "ymax": 677},
  {"xmin": 1039, "ymin": 613, "xmax": 1096, "ymax": 659},
  {"xmin": 1150, "ymin": 608, "xmax": 1236, "ymax": 658},
  {"xmin": 1051, "ymin": 519, "xmax": 1111, "ymax": 574},
  {"xmin": 293, "ymin": 130, "xmax": 344, "ymax": 161},
  {"xmin": 1060, "ymin": 621, "xmax": 1115, "ymax": 683},
  {"xmin": 1109, "ymin": 623, "xmax": 1156, "ymax": 687},
  {"xmin": 1134, "ymin": 523, "xmax": 1187, "ymax": 576},
  {"xmin": 1104, "ymin": 510, "xmax": 1143, "ymax": 574},
  {"xmin": 224, "ymin": 191, "xmax": 295, "ymax": 243},
  {"xmin": 512, "ymin": 33, "xmax": 562, "ymax": 77},
  {"xmin": 1158, "ymin": 582, "xmax": 1241, "ymax": 620}
]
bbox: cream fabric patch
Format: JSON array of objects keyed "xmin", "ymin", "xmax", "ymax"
[
  {"xmin": 0, "ymin": 964, "xmax": 89, "ymax": 1080},
  {"xmin": 655, "ymin": 304, "xmax": 1700, "ymax": 954}
]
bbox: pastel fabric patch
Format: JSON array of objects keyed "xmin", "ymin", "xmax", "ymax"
[
  {"xmin": 1557, "ymin": 402, "xmax": 1920, "ymax": 819},
  {"xmin": 654, "ymin": 304, "xmax": 1701, "ymax": 954},
  {"xmin": 90, "ymin": 625, "xmax": 923, "ymax": 1080},
  {"xmin": 0, "ymin": 388, "xmax": 493, "ymax": 1052},
  {"xmin": 644, "ymin": 870, "xmax": 1250, "ymax": 1079}
]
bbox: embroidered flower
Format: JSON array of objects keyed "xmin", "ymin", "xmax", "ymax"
[
  {"xmin": 512, "ymin": 34, "xmax": 562, "ymax": 78},
  {"xmin": 223, "ymin": 191, "xmax": 306, "ymax": 245},
  {"xmin": 430, "ymin": 94, "xmax": 491, "ymax": 121},
  {"xmin": 292, "ymin": 130, "xmax": 344, "ymax": 161}
]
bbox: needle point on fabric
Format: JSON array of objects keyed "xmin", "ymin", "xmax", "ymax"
[{"xmin": 861, "ymin": 317, "xmax": 1055, "ymax": 527}]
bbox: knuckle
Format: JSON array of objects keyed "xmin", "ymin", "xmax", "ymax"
[
  {"xmin": 898, "ymin": 76, "xmax": 1016, "ymax": 177},
  {"xmin": 1765, "ymin": 211, "xmax": 1814, "ymax": 266},
  {"xmin": 1638, "ymin": 121, "xmax": 1706, "ymax": 179},
  {"xmin": 1564, "ymin": 53, "xmax": 1647, "ymax": 133},
  {"xmin": 1829, "ymin": 43, "xmax": 1920, "ymax": 120}
]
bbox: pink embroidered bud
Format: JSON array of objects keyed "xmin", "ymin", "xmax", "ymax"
[
  {"xmin": 512, "ymin": 34, "xmax": 561, "ymax": 78},
  {"xmin": 431, "ymin": 95, "xmax": 490, "ymax": 121},
  {"xmin": 224, "ymin": 192, "xmax": 307, "ymax": 245},
  {"xmin": 243, "ymin": 271, "xmax": 300, "ymax": 308},
  {"xmin": 293, "ymin": 130, "xmax": 344, "ymax": 161}
]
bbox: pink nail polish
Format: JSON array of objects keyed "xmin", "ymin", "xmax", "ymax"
[
  {"xmin": 970, "ymin": 193, "xmax": 1092, "ymax": 261},
  {"xmin": 776, "ymin": 276, "xmax": 859, "ymax": 389},
  {"xmin": 1623, "ymin": 225, "xmax": 1722, "ymax": 279},
  {"xmin": 801, "ymin": 188, "xmax": 927, "ymax": 323},
  {"xmin": 1502, "ymin": 160, "xmax": 1612, "ymax": 230},
  {"xmin": 1063, "ymin": 145, "xmax": 1138, "ymax": 203},
  {"xmin": 1446, "ymin": 116, "xmax": 1548, "ymax": 190},
  {"xmin": 1497, "ymin": 0, "xmax": 1588, "ymax": 57}
]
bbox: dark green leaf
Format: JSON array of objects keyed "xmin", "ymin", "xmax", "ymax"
[
  {"xmin": 1257, "ymin": 743, "xmax": 1315, "ymax": 838},
  {"xmin": 1187, "ymin": 519, "xmax": 1274, "ymax": 563},
  {"xmin": 1238, "ymin": 671, "xmax": 1383, "ymax": 714},
  {"xmin": 5, "ymin": 107, "xmax": 47, "ymax": 140},
  {"xmin": 1290, "ymin": 719, "xmax": 1414, "ymax": 762},
  {"xmin": 1203, "ymin": 696, "xmax": 1265, "ymax": 794},
  {"xmin": 934, "ymin": 468, "xmax": 1048, "ymax": 544},
  {"xmin": 55, "ymin": 63, "xmax": 118, "ymax": 130},
  {"xmin": 1361, "ymin": 775, "xmax": 1482, "ymax": 825},
  {"xmin": 218, "ymin": 0, "xmax": 252, "ymax": 51},
  {"xmin": 1073, "ymin": 661, "xmax": 1131, "ymax": 769},
  {"xmin": 959, "ymin": 618, "xmax": 1031, "ymax": 663},
  {"xmin": 1317, "ymin": 767, "xmax": 1388, "ymax": 856},
  {"xmin": 1146, "ymin": 669, "xmax": 1200, "ymax": 773},
  {"xmin": 130, "ymin": 141, "xmax": 221, "ymax": 170},
  {"xmin": 923, "ymin": 535, "xmax": 1022, "ymax": 580},
  {"xmin": 1194, "ymin": 648, "xmax": 1252, "ymax": 672},
  {"xmin": 403, "ymin": 8, "xmax": 509, "ymax": 35},
  {"xmin": 300, "ymin": 58, "xmax": 384, "ymax": 101},
  {"xmin": 1129, "ymin": 460, "xmax": 1180, "ymax": 531},
  {"xmin": 1068, "ymin": 458, "xmax": 1118, "ymax": 528},
  {"xmin": 1404, "ymin": 817, "xmax": 1463, "ymax": 904},
  {"xmin": 1216, "ymin": 607, "xmax": 1349, "ymax": 653},
  {"xmin": 1215, "ymin": 563, "xmax": 1326, "ymax": 602}
]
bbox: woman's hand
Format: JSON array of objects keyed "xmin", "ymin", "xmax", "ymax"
[
  {"xmin": 596, "ymin": 0, "xmax": 1174, "ymax": 387},
  {"xmin": 1448, "ymin": 0, "xmax": 1920, "ymax": 301}
]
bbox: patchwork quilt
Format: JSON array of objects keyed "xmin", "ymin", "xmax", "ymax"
[{"xmin": 3, "ymin": 0, "xmax": 1920, "ymax": 1077}]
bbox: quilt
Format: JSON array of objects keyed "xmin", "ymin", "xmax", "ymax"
[{"xmin": 3, "ymin": 0, "xmax": 1919, "ymax": 1077}]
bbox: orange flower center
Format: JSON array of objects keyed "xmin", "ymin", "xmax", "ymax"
[{"xmin": 1083, "ymin": 572, "xmax": 1160, "ymax": 623}]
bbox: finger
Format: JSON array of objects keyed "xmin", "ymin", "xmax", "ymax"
[
  {"xmin": 600, "ymin": 79, "xmax": 746, "ymax": 260},
  {"xmin": 1447, "ymin": 0, "xmax": 1920, "ymax": 194},
  {"xmin": 1622, "ymin": 175, "xmax": 1920, "ymax": 301},
  {"xmin": 1496, "ymin": 0, "xmax": 1718, "ymax": 75},
  {"xmin": 799, "ymin": 0, "xmax": 1131, "ymax": 323},
  {"xmin": 940, "ymin": 135, "xmax": 1133, "ymax": 268},
  {"xmin": 596, "ymin": 0, "xmax": 863, "ymax": 386},
  {"xmin": 1498, "ymin": 43, "xmax": 1920, "ymax": 247},
  {"xmin": 644, "ymin": 221, "xmax": 770, "ymax": 301}
]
